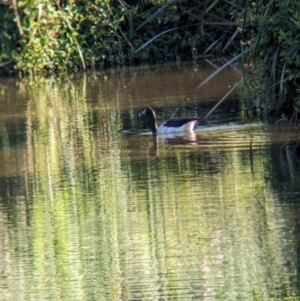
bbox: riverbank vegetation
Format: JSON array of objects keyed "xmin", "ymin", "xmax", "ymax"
[
  {"xmin": 244, "ymin": 0, "xmax": 300, "ymax": 119},
  {"xmin": 0, "ymin": 0, "xmax": 299, "ymax": 119}
]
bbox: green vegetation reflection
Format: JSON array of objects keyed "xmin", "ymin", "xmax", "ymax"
[{"xmin": 0, "ymin": 72, "xmax": 299, "ymax": 300}]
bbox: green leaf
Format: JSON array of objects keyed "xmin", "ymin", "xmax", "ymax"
[
  {"xmin": 205, "ymin": 0, "xmax": 219, "ymax": 13},
  {"xmin": 135, "ymin": 0, "xmax": 178, "ymax": 31}
]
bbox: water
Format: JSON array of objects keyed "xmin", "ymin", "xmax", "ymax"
[{"xmin": 0, "ymin": 62, "xmax": 300, "ymax": 301}]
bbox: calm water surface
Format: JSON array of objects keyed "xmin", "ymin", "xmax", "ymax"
[{"xmin": 0, "ymin": 62, "xmax": 300, "ymax": 301}]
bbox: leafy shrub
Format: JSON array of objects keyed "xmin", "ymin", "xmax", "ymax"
[
  {"xmin": 1, "ymin": 0, "xmax": 245, "ymax": 75},
  {"xmin": 249, "ymin": 0, "xmax": 300, "ymax": 117}
]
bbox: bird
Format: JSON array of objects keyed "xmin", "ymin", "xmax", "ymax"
[{"xmin": 139, "ymin": 106, "xmax": 198, "ymax": 135}]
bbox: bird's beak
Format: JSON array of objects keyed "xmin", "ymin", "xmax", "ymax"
[{"xmin": 139, "ymin": 109, "xmax": 146, "ymax": 117}]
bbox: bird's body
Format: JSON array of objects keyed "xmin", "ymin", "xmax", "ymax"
[{"xmin": 139, "ymin": 106, "xmax": 198, "ymax": 135}]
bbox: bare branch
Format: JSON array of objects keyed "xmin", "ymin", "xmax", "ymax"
[
  {"xmin": 203, "ymin": 81, "xmax": 241, "ymax": 119},
  {"xmin": 221, "ymin": 29, "xmax": 239, "ymax": 53},
  {"xmin": 12, "ymin": 0, "xmax": 24, "ymax": 36},
  {"xmin": 0, "ymin": 0, "xmax": 11, "ymax": 5},
  {"xmin": 0, "ymin": 60, "xmax": 12, "ymax": 67}
]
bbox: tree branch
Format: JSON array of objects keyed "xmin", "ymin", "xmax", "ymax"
[{"xmin": 12, "ymin": 0, "xmax": 24, "ymax": 36}]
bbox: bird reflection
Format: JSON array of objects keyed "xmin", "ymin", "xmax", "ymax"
[
  {"xmin": 159, "ymin": 131, "xmax": 198, "ymax": 145},
  {"xmin": 147, "ymin": 135, "xmax": 159, "ymax": 157},
  {"xmin": 146, "ymin": 132, "xmax": 198, "ymax": 157}
]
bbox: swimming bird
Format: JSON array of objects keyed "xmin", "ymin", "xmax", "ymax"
[{"xmin": 139, "ymin": 106, "xmax": 198, "ymax": 135}]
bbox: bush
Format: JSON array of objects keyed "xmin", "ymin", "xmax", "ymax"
[
  {"xmin": 249, "ymin": 0, "xmax": 300, "ymax": 118},
  {"xmin": 1, "ymin": 0, "xmax": 245, "ymax": 75}
]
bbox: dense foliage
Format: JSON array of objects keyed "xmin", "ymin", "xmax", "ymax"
[
  {"xmin": 0, "ymin": 0, "xmax": 300, "ymax": 118},
  {"xmin": 247, "ymin": 0, "xmax": 300, "ymax": 118},
  {"xmin": 0, "ymin": 0, "xmax": 245, "ymax": 75}
]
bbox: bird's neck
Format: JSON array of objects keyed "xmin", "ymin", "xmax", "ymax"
[{"xmin": 150, "ymin": 118, "xmax": 158, "ymax": 135}]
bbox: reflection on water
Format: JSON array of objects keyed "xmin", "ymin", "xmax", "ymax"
[{"xmin": 0, "ymin": 62, "xmax": 300, "ymax": 300}]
